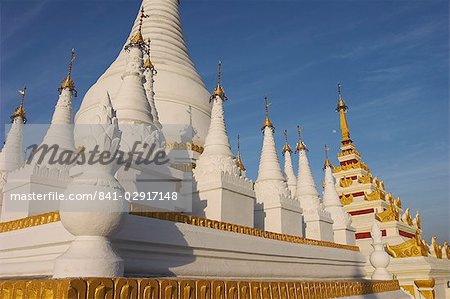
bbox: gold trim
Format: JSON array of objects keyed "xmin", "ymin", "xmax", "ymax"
[
  {"xmin": 0, "ymin": 212, "xmax": 60, "ymax": 233},
  {"xmin": 401, "ymin": 208, "xmax": 413, "ymax": 226},
  {"xmin": 340, "ymin": 194, "xmax": 353, "ymax": 206},
  {"xmin": 166, "ymin": 142, "xmax": 204, "ymax": 154},
  {"xmin": 443, "ymin": 241, "xmax": 450, "ymax": 259},
  {"xmin": 414, "ymin": 279, "xmax": 435, "ymax": 289},
  {"xmin": 0, "ymin": 211, "xmax": 359, "ymax": 252},
  {"xmin": 376, "ymin": 195, "xmax": 400, "ymax": 222},
  {"xmin": 337, "ymin": 148, "xmax": 361, "ymax": 157},
  {"xmin": 131, "ymin": 211, "xmax": 360, "ymax": 252},
  {"xmin": 386, "ymin": 231, "xmax": 429, "ymax": 258},
  {"xmin": 339, "ymin": 176, "xmax": 353, "ymax": 188},
  {"xmin": 400, "ymin": 285, "xmax": 415, "ymax": 297},
  {"xmin": 333, "ymin": 161, "xmax": 370, "ymax": 173},
  {"xmin": 414, "ymin": 279, "xmax": 435, "ymax": 299},
  {"xmin": 0, "ymin": 278, "xmax": 401, "ymax": 299},
  {"xmin": 431, "ymin": 236, "xmax": 442, "ymax": 259},
  {"xmin": 365, "ymin": 188, "xmax": 385, "ymax": 201},
  {"xmin": 358, "ymin": 174, "xmax": 372, "ymax": 184}
]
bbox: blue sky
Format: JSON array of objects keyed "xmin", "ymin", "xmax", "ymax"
[{"xmin": 1, "ymin": 0, "xmax": 448, "ymax": 242}]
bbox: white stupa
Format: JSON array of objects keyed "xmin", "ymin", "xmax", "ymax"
[
  {"xmin": 282, "ymin": 129, "xmax": 297, "ymax": 198},
  {"xmin": 295, "ymin": 127, "xmax": 334, "ymax": 241},
  {"xmin": 254, "ymin": 97, "xmax": 303, "ymax": 236},
  {"xmin": 322, "ymin": 145, "xmax": 356, "ymax": 245},
  {"xmin": 75, "ymin": 0, "xmax": 211, "ymax": 148}
]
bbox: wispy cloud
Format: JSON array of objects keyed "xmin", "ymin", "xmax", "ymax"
[{"xmin": 332, "ymin": 19, "xmax": 444, "ymax": 60}]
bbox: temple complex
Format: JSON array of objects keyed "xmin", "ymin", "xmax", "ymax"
[{"xmin": 0, "ymin": 1, "xmax": 447, "ymax": 298}]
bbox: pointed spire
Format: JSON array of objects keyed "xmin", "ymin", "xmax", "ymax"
[
  {"xmin": 282, "ymin": 129, "xmax": 292, "ymax": 154},
  {"xmin": 295, "ymin": 129, "xmax": 320, "ymax": 211},
  {"xmin": 236, "ymin": 134, "xmax": 246, "ymax": 172},
  {"xmin": 295, "ymin": 125, "xmax": 307, "ymax": 152},
  {"xmin": 336, "ymin": 81, "xmax": 351, "ymax": 143},
  {"xmin": 323, "ymin": 153, "xmax": 350, "ymax": 227},
  {"xmin": 282, "ymin": 129, "xmax": 296, "ymax": 197},
  {"xmin": 194, "ymin": 63, "xmax": 237, "ymax": 177},
  {"xmin": 256, "ymin": 101, "xmax": 284, "ymax": 182},
  {"xmin": 323, "ymin": 144, "xmax": 332, "ymax": 169},
  {"xmin": 212, "ymin": 61, "xmax": 226, "ymax": 100},
  {"xmin": 58, "ymin": 49, "xmax": 77, "ymax": 96},
  {"xmin": 126, "ymin": 7, "xmax": 149, "ymax": 50},
  {"xmin": 11, "ymin": 86, "xmax": 27, "ymax": 123},
  {"xmin": 261, "ymin": 96, "xmax": 273, "ymax": 130}
]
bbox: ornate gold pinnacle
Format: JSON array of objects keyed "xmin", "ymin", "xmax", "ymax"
[
  {"xmin": 126, "ymin": 7, "xmax": 150, "ymax": 50},
  {"xmin": 144, "ymin": 38, "xmax": 157, "ymax": 74},
  {"xmin": 324, "ymin": 144, "xmax": 332, "ymax": 169},
  {"xmin": 261, "ymin": 96, "xmax": 273, "ymax": 130},
  {"xmin": 236, "ymin": 134, "xmax": 246, "ymax": 172},
  {"xmin": 282, "ymin": 129, "xmax": 292, "ymax": 154},
  {"xmin": 211, "ymin": 61, "xmax": 226, "ymax": 100},
  {"xmin": 336, "ymin": 81, "xmax": 351, "ymax": 143},
  {"xmin": 11, "ymin": 85, "xmax": 27, "ymax": 123},
  {"xmin": 58, "ymin": 49, "xmax": 77, "ymax": 96},
  {"xmin": 296, "ymin": 125, "xmax": 307, "ymax": 152}
]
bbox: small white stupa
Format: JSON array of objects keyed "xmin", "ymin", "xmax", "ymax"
[
  {"xmin": 282, "ymin": 129, "xmax": 297, "ymax": 198},
  {"xmin": 1, "ymin": 54, "xmax": 78, "ymax": 221},
  {"xmin": 254, "ymin": 97, "xmax": 303, "ymax": 236},
  {"xmin": 143, "ymin": 45, "xmax": 161, "ymax": 129},
  {"xmin": 193, "ymin": 62, "xmax": 255, "ymax": 227},
  {"xmin": 0, "ymin": 88, "xmax": 26, "ymax": 214},
  {"xmin": 322, "ymin": 144, "xmax": 356, "ymax": 245},
  {"xmin": 295, "ymin": 126, "xmax": 334, "ymax": 241},
  {"xmin": 38, "ymin": 50, "xmax": 77, "ymax": 162}
]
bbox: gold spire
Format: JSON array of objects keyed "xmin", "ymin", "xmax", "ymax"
[
  {"xmin": 282, "ymin": 129, "xmax": 292, "ymax": 154},
  {"xmin": 58, "ymin": 49, "xmax": 76, "ymax": 96},
  {"xmin": 261, "ymin": 96, "xmax": 273, "ymax": 130},
  {"xmin": 126, "ymin": 7, "xmax": 149, "ymax": 49},
  {"xmin": 336, "ymin": 81, "xmax": 351, "ymax": 143},
  {"xmin": 143, "ymin": 38, "xmax": 157, "ymax": 74},
  {"xmin": 236, "ymin": 134, "xmax": 246, "ymax": 172},
  {"xmin": 11, "ymin": 86, "xmax": 27, "ymax": 123},
  {"xmin": 211, "ymin": 61, "xmax": 226, "ymax": 100},
  {"xmin": 296, "ymin": 125, "xmax": 307, "ymax": 152},
  {"xmin": 324, "ymin": 144, "xmax": 332, "ymax": 169}
]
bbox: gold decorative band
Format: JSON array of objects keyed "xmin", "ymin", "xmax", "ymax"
[
  {"xmin": 0, "ymin": 211, "xmax": 60, "ymax": 233},
  {"xmin": 131, "ymin": 212, "xmax": 360, "ymax": 252},
  {"xmin": 0, "ymin": 211, "xmax": 359, "ymax": 252},
  {"xmin": 166, "ymin": 142, "xmax": 204, "ymax": 154},
  {"xmin": 0, "ymin": 278, "xmax": 401, "ymax": 299}
]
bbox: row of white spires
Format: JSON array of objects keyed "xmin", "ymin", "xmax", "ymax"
[{"xmin": 0, "ymin": 17, "xmax": 352, "ymax": 237}]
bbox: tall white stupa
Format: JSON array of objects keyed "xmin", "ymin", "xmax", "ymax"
[{"xmin": 76, "ymin": 0, "xmax": 211, "ymax": 148}]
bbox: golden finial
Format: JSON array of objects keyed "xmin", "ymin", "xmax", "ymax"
[
  {"xmin": 143, "ymin": 38, "xmax": 157, "ymax": 74},
  {"xmin": 414, "ymin": 211, "xmax": 421, "ymax": 230},
  {"xmin": 324, "ymin": 144, "xmax": 332, "ymax": 169},
  {"xmin": 336, "ymin": 81, "xmax": 348, "ymax": 112},
  {"xmin": 211, "ymin": 61, "xmax": 226, "ymax": 100},
  {"xmin": 11, "ymin": 85, "xmax": 27, "ymax": 123},
  {"xmin": 282, "ymin": 129, "xmax": 292, "ymax": 154},
  {"xmin": 59, "ymin": 49, "xmax": 77, "ymax": 96},
  {"xmin": 261, "ymin": 96, "xmax": 273, "ymax": 130},
  {"xmin": 236, "ymin": 134, "xmax": 246, "ymax": 172},
  {"xmin": 296, "ymin": 125, "xmax": 307, "ymax": 152},
  {"xmin": 127, "ymin": 7, "xmax": 149, "ymax": 49}
]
